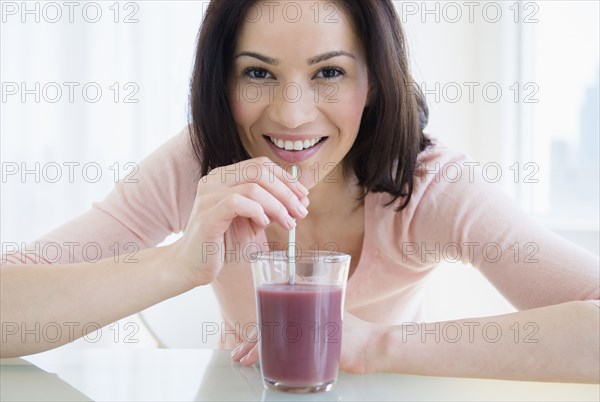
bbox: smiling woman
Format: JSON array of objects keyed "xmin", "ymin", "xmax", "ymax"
[
  {"xmin": 228, "ymin": 12, "xmax": 370, "ymax": 183},
  {"xmin": 1, "ymin": 0, "xmax": 599, "ymax": 386},
  {"xmin": 191, "ymin": 0, "xmax": 429, "ymax": 206}
]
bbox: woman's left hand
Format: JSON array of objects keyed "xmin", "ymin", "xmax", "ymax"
[
  {"xmin": 231, "ymin": 312, "xmax": 383, "ymax": 374},
  {"xmin": 230, "ymin": 326, "xmax": 259, "ymax": 365},
  {"xmin": 339, "ymin": 312, "xmax": 382, "ymax": 374}
]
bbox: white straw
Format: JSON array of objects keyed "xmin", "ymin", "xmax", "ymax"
[{"xmin": 288, "ymin": 165, "xmax": 297, "ymax": 285}]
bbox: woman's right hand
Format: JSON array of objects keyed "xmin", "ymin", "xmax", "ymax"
[{"xmin": 168, "ymin": 157, "xmax": 309, "ymax": 286}]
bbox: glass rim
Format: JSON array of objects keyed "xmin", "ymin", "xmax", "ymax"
[{"xmin": 250, "ymin": 250, "xmax": 351, "ymax": 263}]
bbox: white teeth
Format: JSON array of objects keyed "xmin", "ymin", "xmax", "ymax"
[{"xmin": 269, "ymin": 136, "xmax": 323, "ymax": 151}]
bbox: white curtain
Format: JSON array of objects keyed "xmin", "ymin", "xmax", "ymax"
[{"xmin": 1, "ymin": 1, "xmax": 205, "ymax": 244}]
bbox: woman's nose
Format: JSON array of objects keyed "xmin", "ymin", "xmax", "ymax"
[{"xmin": 266, "ymin": 82, "xmax": 318, "ymax": 129}]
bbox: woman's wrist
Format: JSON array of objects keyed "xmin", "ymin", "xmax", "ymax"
[
  {"xmin": 141, "ymin": 243, "xmax": 204, "ymax": 292},
  {"xmin": 370, "ymin": 323, "xmax": 415, "ymax": 374},
  {"xmin": 367, "ymin": 323, "xmax": 398, "ymax": 373},
  {"xmin": 155, "ymin": 242, "xmax": 198, "ymax": 289}
]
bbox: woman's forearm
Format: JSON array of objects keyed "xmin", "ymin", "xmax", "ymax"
[
  {"xmin": 0, "ymin": 245, "xmax": 193, "ymax": 358},
  {"xmin": 373, "ymin": 301, "xmax": 599, "ymax": 383}
]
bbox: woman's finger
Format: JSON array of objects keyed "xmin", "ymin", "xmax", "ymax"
[
  {"xmin": 234, "ymin": 183, "xmax": 305, "ymax": 230},
  {"xmin": 231, "ymin": 327, "xmax": 259, "ymax": 363},
  {"xmin": 202, "ymin": 193, "xmax": 270, "ymax": 236},
  {"xmin": 204, "ymin": 157, "xmax": 309, "ymax": 202},
  {"xmin": 240, "ymin": 343, "xmax": 259, "ymax": 366}
]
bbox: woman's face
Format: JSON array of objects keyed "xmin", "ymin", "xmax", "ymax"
[{"xmin": 228, "ymin": 0, "xmax": 370, "ymax": 188}]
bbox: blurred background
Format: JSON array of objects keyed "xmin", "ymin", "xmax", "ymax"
[{"xmin": 1, "ymin": 1, "xmax": 598, "ymax": 349}]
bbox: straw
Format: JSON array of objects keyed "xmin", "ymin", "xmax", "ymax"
[{"xmin": 288, "ymin": 165, "xmax": 297, "ymax": 285}]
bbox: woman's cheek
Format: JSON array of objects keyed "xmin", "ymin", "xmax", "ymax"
[
  {"xmin": 228, "ymin": 96, "xmax": 246, "ymax": 125},
  {"xmin": 230, "ymin": 88, "xmax": 271, "ymax": 126},
  {"xmin": 336, "ymin": 88, "xmax": 369, "ymax": 133}
]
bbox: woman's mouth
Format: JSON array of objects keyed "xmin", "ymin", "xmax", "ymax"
[
  {"xmin": 268, "ymin": 136, "xmax": 325, "ymax": 151},
  {"xmin": 264, "ymin": 135, "xmax": 327, "ymax": 163}
]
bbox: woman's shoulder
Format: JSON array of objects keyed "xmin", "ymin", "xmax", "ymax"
[
  {"xmin": 99, "ymin": 125, "xmax": 200, "ymax": 234},
  {"xmin": 415, "ymin": 135, "xmax": 471, "ymax": 172},
  {"xmin": 363, "ymin": 136, "xmax": 486, "ymax": 267},
  {"xmin": 130, "ymin": 125, "xmax": 200, "ymax": 184},
  {"xmin": 367, "ymin": 135, "xmax": 473, "ymax": 215},
  {"xmin": 145, "ymin": 125, "xmax": 197, "ymax": 165}
]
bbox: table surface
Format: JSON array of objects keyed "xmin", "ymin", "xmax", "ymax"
[{"xmin": 1, "ymin": 348, "xmax": 598, "ymax": 401}]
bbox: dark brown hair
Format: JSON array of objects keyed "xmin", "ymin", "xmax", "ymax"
[{"xmin": 189, "ymin": 0, "xmax": 430, "ymax": 210}]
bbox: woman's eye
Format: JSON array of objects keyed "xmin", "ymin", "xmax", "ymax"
[
  {"xmin": 244, "ymin": 68, "xmax": 272, "ymax": 79},
  {"xmin": 317, "ymin": 68, "xmax": 344, "ymax": 79}
]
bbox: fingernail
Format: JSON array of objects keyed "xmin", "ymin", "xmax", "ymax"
[
  {"xmin": 300, "ymin": 196, "xmax": 310, "ymax": 208},
  {"xmin": 296, "ymin": 203, "xmax": 308, "ymax": 217},
  {"xmin": 286, "ymin": 216, "xmax": 296, "ymax": 229},
  {"xmin": 231, "ymin": 345, "xmax": 242, "ymax": 359},
  {"xmin": 240, "ymin": 354, "xmax": 248, "ymax": 364},
  {"xmin": 298, "ymin": 186, "xmax": 309, "ymax": 196},
  {"xmin": 247, "ymin": 326, "xmax": 258, "ymax": 340}
]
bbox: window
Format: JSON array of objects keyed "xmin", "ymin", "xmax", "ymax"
[{"xmin": 519, "ymin": 1, "xmax": 599, "ymax": 232}]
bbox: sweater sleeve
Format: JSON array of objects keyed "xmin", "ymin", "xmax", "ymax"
[
  {"xmin": 402, "ymin": 141, "xmax": 599, "ymax": 310},
  {"xmin": 2, "ymin": 127, "xmax": 199, "ymax": 266}
]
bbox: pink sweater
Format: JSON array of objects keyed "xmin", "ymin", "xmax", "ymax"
[{"xmin": 4, "ymin": 128, "xmax": 599, "ymax": 348}]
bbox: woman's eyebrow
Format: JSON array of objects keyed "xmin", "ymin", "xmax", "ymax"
[
  {"xmin": 234, "ymin": 50, "xmax": 356, "ymax": 65},
  {"xmin": 235, "ymin": 51, "xmax": 279, "ymax": 65},
  {"xmin": 307, "ymin": 51, "xmax": 355, "ymax": 65}
]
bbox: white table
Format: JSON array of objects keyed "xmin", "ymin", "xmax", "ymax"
[{"xmin": 1, "ymin": 348, "xmax": 598, "ymax": 401}]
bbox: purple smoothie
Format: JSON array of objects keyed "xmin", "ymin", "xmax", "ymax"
[{"xmin": 256, "ymin": 283, "xmax": 344, "ymax": 388}]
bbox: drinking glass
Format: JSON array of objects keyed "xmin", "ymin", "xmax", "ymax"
[{"xmin": 250, "ymin": 250, "xmax": 350, "ymax": 393}]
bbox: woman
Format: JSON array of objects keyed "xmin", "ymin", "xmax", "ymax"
[{"xmin": 1, "ymin": 0, "xmax": 598, "ymax": 383}]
